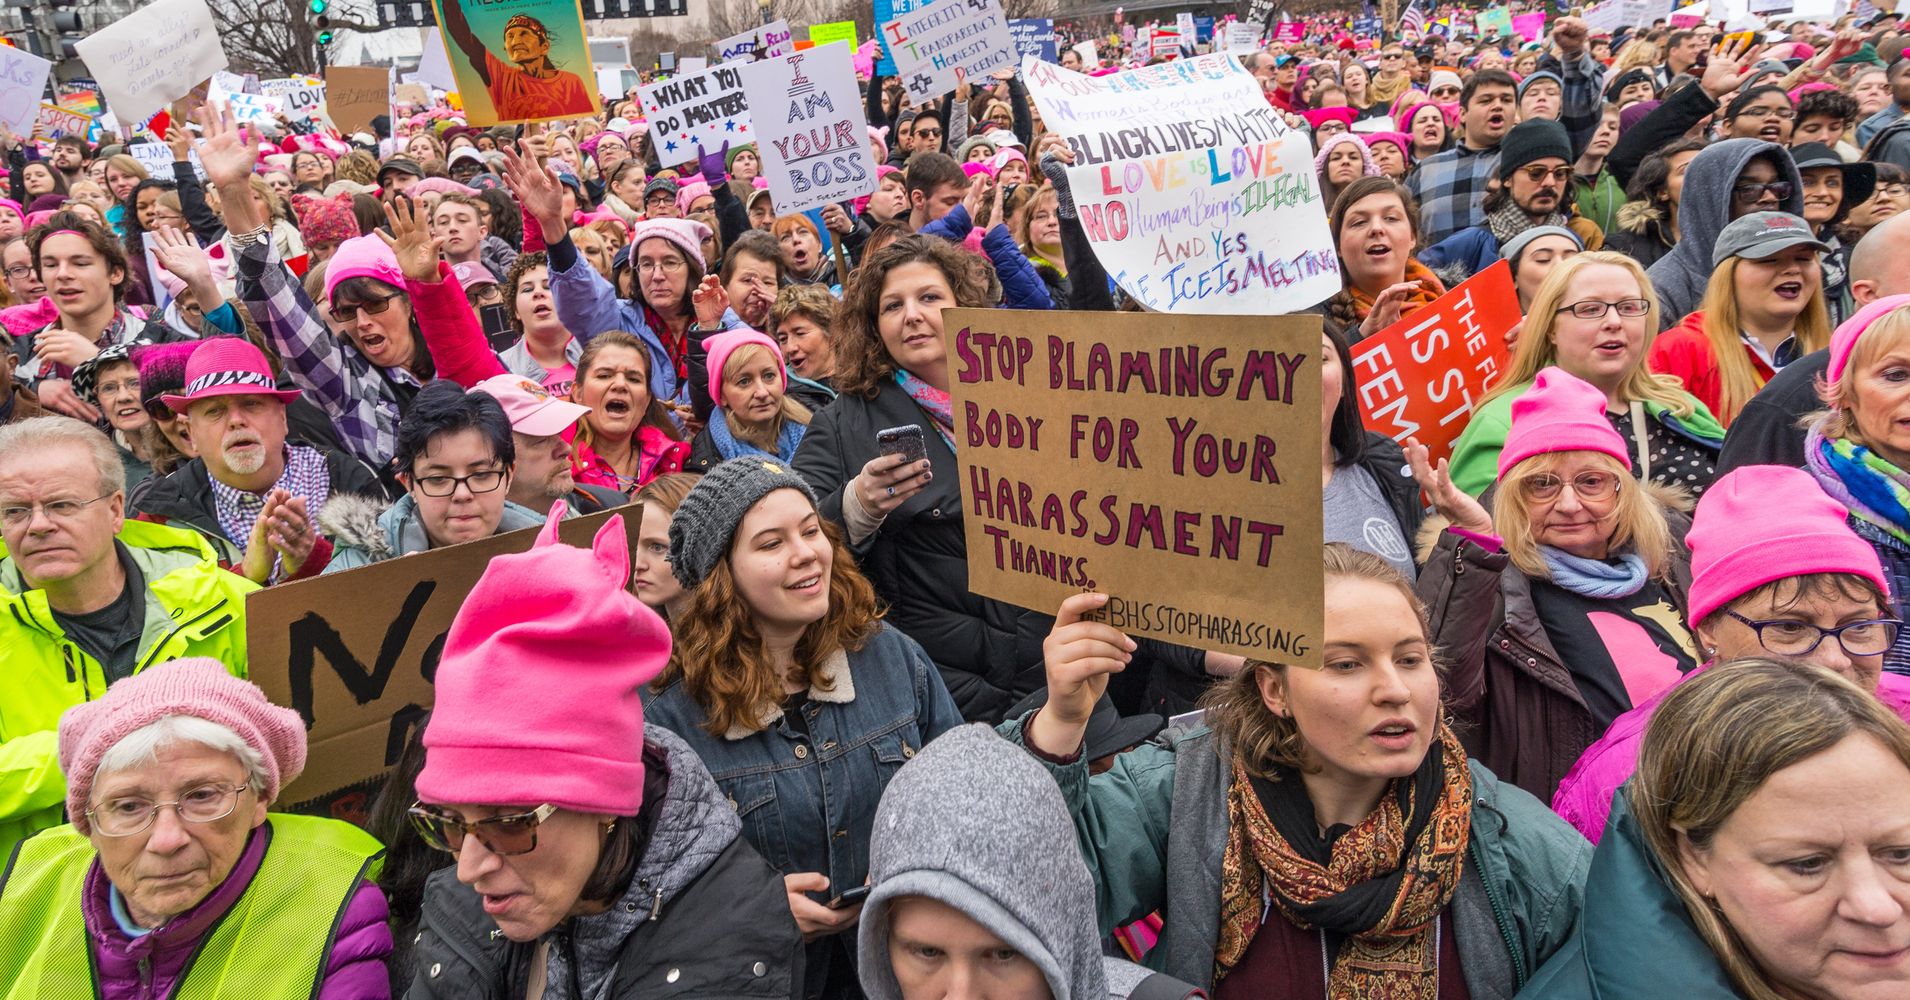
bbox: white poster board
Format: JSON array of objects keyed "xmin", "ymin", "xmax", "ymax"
[
  {"xmin": 739, "ymin": 42, "xmax": 877, "ymax": 216},
  {"xmin": 715, "ymin": 19, "xmax": 794, "ymax": 62},
  {"xmin": 0, "ymin": 47, "xmax": 52, "ymax": 137},
  {"xmin": 635, "ymin": 62, "xmax": 752, "ymax": 160},
  {"xmin": 882, "ymin": 0, "xmax": 1018, "ymax": 103},
  {"xmin": 1223, "ymin": 24, "xmax": 1262, "ymax": 51},
  {"xmin": 74, "ymin": 0, "xmax": 229, "ymax": 127}
]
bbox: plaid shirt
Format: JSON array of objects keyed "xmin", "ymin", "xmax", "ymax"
[
  {"xmin": 1406, "ymin": 143, "xmax": 1501, "ymax": 246},
  {"xmin": 1545, "ymin": 49, "xmax": 1606, "ymax": 156},
  {"xmin": 209, "ymin": 442, "xmax": 335, "ymax": 549},
  {"xmin": 233, "ymin": 240, "xmax": 419, "ymax": 468}
]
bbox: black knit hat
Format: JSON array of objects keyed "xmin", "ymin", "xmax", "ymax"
[
  {"xmin": 668, "ymin": 456, "xmax": 821, "ymax": 589},
  {"xmin": 1496, "ymin": 119, "xmax": 1573, "ymax": 181}
]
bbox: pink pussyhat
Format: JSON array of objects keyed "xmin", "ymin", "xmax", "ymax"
[
  {"xmin": 415, "ymin": 504, "xmax": 672, "ymax": 816},
  {"xmin": 1498, "ymin": 366, "xmax": 1631, "ymax": 476},
  {"xmin": 704, "ymin": 328, "xmax": 784, "ymax": 406},
  {"xmin": 1829, "ymin": 293, "xmax": 1910, "ymax": 384},
  {"xmin": 1686, "ymin": 465, "xmax": 1889, "ymax": 627},
  {"xmin": 322, "ymin": 232, "xmax": 407, "ymax": 303}
]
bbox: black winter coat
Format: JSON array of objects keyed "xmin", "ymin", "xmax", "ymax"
[{"xmin": 128, "ymin": 441, "xmax": 388, "ymax": 558}]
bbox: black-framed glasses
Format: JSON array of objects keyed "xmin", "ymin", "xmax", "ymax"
[
  {"xmin": 1725, "ymin": 611, "xmax": 1903, "ymax": 657},
  {"xmin": 1555, "ymin": 298, "xmax": 1651, "ymax": 320},
  {"xmin": 409, "ymin": 802, "xmax": 558, "ymax": 856},
  {"xmin": 1732, "ymin": 181, "xmax": 1794, "ymax": 204},
  {"xmin": 88, "ymin": 783, "xmax": 249, "ymax": 837},
  {"xmin": 411, "ymin": 469, "xmax": 507, "ymax": 497},
  {"xmin": 329, "ymin": 294, "xmax": 400, "ymax": 324},
  {"xmin": 0, "ymin": 492, "xmax": 116, "ymax": 527},
  {"xmin": 1520, "ymin": 471, "xmax": 1622, "ymax": 503},
  {"xmin": 1518, "ymin": 164, "xmax": 1574, "ymax": 184}
]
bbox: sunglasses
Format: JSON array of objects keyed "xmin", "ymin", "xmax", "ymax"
[
  {"xmin": 409, "ymin": 802, "xmax": 558, "ymax": 856},
  {"xmin": 329, "ymin": 293, "xmax": 399, "ymax": 324},
  {"xmin": 1732, "ymin": 181, "xmax": 1794, "ymax": 204},
  {"xmin": 1518, "ymin": 165, "xmax": 1573, "ymax": 184}
]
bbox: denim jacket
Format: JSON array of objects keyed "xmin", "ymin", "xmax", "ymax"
[{"xmin": 641, "ymin": 622, "xmax": 963, "ymax": 895}]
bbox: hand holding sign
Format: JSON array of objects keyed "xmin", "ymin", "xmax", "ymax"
[{"xmin": 1026, "ymin": 592, "xmax": 1136, "ymax": 756}]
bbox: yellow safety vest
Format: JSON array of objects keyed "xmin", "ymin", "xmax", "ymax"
[{"xmin": 0, "ymin": 814, "xmax": 384, "ymax": 999}]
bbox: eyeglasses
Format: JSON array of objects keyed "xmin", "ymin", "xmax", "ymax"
[
  {"xmin": 0, "ymin": 492, "xmax": 115, "ymax": 527},
  {"xmin": 1732, "ymin": 180, "xmax": 1795, "ymax": 204},
  {"xmin": 329, "ymin": 294, "xmax": 400, "ymax": 324},
  {"xmin": 636, "ymin": 257, "xmax": 687, "ymax": 274},
  {"xmin": 409, "ymin": 802, "xmax": 558, "ymax": 856},
  {"xmin": 1724, "ymin": 611, "xmax": 1903, "ymax": 658},
  {"xmin": 1734, "ymin": 106, "xmax": 1797, "ymax": 120},
  {"xmin": 1881, "ymin": 184, "xmax": 1910, "ymax": 198},
  {"xmin": 1518, "ymin": 165, "xmax": 1574, "ymax": 184},
  {"xmin": 3, "ymin": 264, "xmax": 32, "ymax": 280},
  {"xmin": 1520, "ymin": 471, "xmax": 1623, "ymax": 503},
  {"xmin": 88, "ymin": 783, "xmax": 248, "ymax": 837},
  {"xmin": 1555, "ymin": 298, "xmax": 1651, "ymax": 320},
  {"xmin": 411, "ymin": 469, "xmax": 507, "ymax": 497}
]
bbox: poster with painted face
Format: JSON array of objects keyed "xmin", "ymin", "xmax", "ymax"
[{"xmin": 428, "ymin": 0, "xmax": 602, "ymax": 125}]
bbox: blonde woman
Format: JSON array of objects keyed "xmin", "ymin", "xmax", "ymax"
[
  {"xmin": 1653, "ymin": 212, "xmax": 1833, "ymax": 425},
  {"xmin": 1414, "ymin": 365, "xmax": 1696, "ymax": 800},
  {"xmin": 1523, "ymin": 659, "xmax": 1910, "ymax": 998},
  {"xmin": 682, "ymin": 330, "xmax": 816, "ymax": 470},
  {"xmin": 1609, "ymin": 38, "xmax": 1662, "ymax": 76},
  {"xmin": 1449, "ymin": 252, "xmax": 1724, "ymax": 497}
]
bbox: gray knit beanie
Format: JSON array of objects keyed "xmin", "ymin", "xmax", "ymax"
[{"xmin": 667, "ymin": 456, "xmax": 820, "ymax": 589}]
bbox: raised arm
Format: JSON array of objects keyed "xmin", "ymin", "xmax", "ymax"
[{"xmin": 439, "ymin": 0, "xmax": 493, "ymax": 87}]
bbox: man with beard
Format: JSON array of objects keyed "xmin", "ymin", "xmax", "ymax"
[
  {"xmin": 470, "ymin": 374, "xmax": 626, "ymax": 516},
  {"xmin": 1421, "ymin": 119, "xmax": 1604, "ymax": 279},
  {"xmin": 49, "ymin": 136, "xmax": 90, "ymax": 187},
  {"xmin": 128, "ymin": 339, "xmax": 384, "ymax": 583}
]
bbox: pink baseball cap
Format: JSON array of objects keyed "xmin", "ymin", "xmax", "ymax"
[
  {"xmin": 450, "ymin": 260, "xmax": 497, "ymax": 290},
  {"xmin": 471, "ymin": 373, "xmax": 590, "ymax": 437}
]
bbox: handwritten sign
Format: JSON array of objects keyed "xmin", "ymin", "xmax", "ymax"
[
  {"xmin": 325, "ymin": 65, "xmax": 390, "ymax": 135},
  {"xmin": 1348, "ymin": 261, "xmax": 1518, "ymax": 465},
  {"xmin": 248, "ymin": 505, "xmax": 641, "ymax": 818},
  {"xmin": 1223, "ymin": 23, "xmax": 1261, "ymax": 51},
  {"xmin": 263, "ymin": 78, "xmax": 327, "ymax": 121},
  {"xmin": 871, "ymin": 0, "xmax": 919, "ymax": 74},
  {"xmin": 1512, "ymin": 11, "xmax": 1547, "ymax": 39},
  {"xmin": 0, "ymin": 48, "xmax": 52, "ymax": 138},
  {"xmin": 636, "ymin": 62, "xmax": 751, "ymax": 160},
  {"xmin": 225, "ymin": 91, "xmax": 281, "ymax": 125},
  {"xmin": 74, "ymin": 0, "xmax": 228, "ymax": 128},
  {"xmin": 34, "ymin": 102, "xmax": 93, "ymax": 140},
  {"xmin": 716, "ymin": 19, "xmax": 793, "ymax": 62},
  {"xmin": 810, "ymin": 20, "xmax": 858, "ymax": 48},
  {"xmin": 129, "ymin": 141, "xmax": 206, "ymax": 181},
  {"xmin": 740, "ymin": 43, "xmax": 876, "ymax": 216},
  {"xmin": 883, "ymin": 0, "xmax": 1017, "ymax": 103},
  {"xmin": 1023, "ymin": 53, "xmax": 1339, "ymax": 314},
  {"xmin": 946, "ymin": 308, "xmax": 1323, "ymax": 662},
  {"xmin": 1009, "ymin": 18, "xmax": 1058, "ymax": 61}
]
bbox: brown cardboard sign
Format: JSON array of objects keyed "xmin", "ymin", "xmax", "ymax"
[
  {"xmin": 323, "ymin": 66, "xmax": 390, "ymax": 137},
  {"xmin": 943, "ymin": 308, "xmax": 1323, "ymax": 662},
  {"xmin": 246, "ymin": 504, "xmax": 641, "ymax": 822}
]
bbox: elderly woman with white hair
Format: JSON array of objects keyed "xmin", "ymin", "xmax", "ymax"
[{"xmin": 0, "ymin": 658, "xmax": 393, "ymax": 998}]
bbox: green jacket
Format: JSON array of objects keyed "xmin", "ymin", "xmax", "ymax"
[
  {"xmin": 1448, "ymin": 381, "xmax": 1726, "ymax": 498},
  {"xmin": 1515, "ymin": 788, "xmax": 1742, "ymax": 998},
  {"xmin": 999, "ymin": 718, "xmax": 1591, "ymax": 997},
  {"xmin": 0, "ymin": 520, "xmax": 254, "ymax": 856}
]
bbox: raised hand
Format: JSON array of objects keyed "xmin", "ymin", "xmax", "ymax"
[
  {"xmin": 1702, "ymin": 35, "xmax": 1755, "ymax": 98},
  {"xmin": 696, "ymin": 140, "xmax": 731, "ymax": 183},
  {"xmin": 689, "ymin": 273, "xmax": 729, "ymax": 326},
  {"xmin": 1406, "ymin": 437, "xmax": 1492, "ymax": 534},
  {"xmin": 499, "ymin": 144, "xmax": 568, "ymax": 244},
  {"xmin": 1359, "ymin": 280, "xmax": 1423, "ymax": 339},
  {"xmin": 376, "ymin": 196, "xmax": 446, "ymax": 282},
  {"xmin": 1026, "ymin": 592, "xmax": 1136, "ymax": 757},
  {"xmin": 193, "ymin": 103, "xmax": 259, "ymax": 189},
  {"xmin": 150, "ymin": 227, "xmax": 214, "ymax": 290},
  {"xmin": 166, "ymin": 126, "xmax": 193, "ymax": 163}
]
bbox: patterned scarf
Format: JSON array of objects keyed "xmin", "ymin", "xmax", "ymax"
[
  {"xmin": 895, "ymin": 369, "xmax": 956, "ymax": 451},
  {"xmin": 210, "ymin": 443, "xmax": 334, "ymax": 552},
  {"xmin": 1485, "ymin": 198, "xmax": 1570, "ymax": 248},
  {"xmin": 1341, "ymin": 259, "xmax": 1447, "ymax": 326},
  {"xmin": 1807, "ymin": 426, "xmax": 1910, "ymax": 546},
  {"xmin": 1215, "ymin": 723, "xmax": 1473, "ymax": 998}
]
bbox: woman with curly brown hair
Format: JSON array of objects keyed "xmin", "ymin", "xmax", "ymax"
[{"xmin": 645, "ymin": 456, "xmax": 961, "ymax": 999}]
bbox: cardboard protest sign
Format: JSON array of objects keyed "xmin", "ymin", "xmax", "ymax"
[
  {"xmin": 715, "ymin": 19, "xmax": 793, "ymax": 62},
  {"xmin": 636, "ymin": 62, "xmax": 751, "ymax": 161},
  {"xmin": 0, "ymin": 48, "xmax": 52, "ymax": 137},
  {"xmin": 810, "ymin": 20, "xmax": 859, "ymax": 48},
  {"xmin": 74, "ymin": 0, "xmax": 228, "ymax": 128},
  {"xmin": 739, "ymin": 43, "xmax": 877, "ymax": 216},
  {"xmin": 883, "ymin": 0, "xmax": 1017, "ymax": 103},
  {"xmin": 945, "ymin": 308, "xmax": 1324, "ymax": 661},
  {"xmin": 427, "ymin": 0, "xmax": 602, "ymax": 125},
  {"xmin": 1023, "ymin": 53, "xmax": 1339, "ymax": 314},
  {"xmin": 325, "ymin": 66, "xmax": 392, "ymax": 135},
  {"xmin": 1009, "ymin": 18, "xmax": 1058, "ymax": 61},
  {"xmin": 248, "ymin": 505, "xmax": 643, "ymax": 819},
  {"xmin": 393, "ymin": 82, "xmax": 431, "ymax": 108},
  {"xmin": 1349, "ymin": 261, "xmax": 1518, "ymax": 465},
  {"xmin": 34, "ymin": 102, "xmax": 92, "ymax": 140}
]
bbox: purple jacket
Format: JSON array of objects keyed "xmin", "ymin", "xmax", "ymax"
[
  {"xmin": 79, "ymin": 824, "xmax": 393, "ymax": 1000},
  {"xmin": 1552, "ymin": 663, "xmax": 1910, "ymax": 842}
]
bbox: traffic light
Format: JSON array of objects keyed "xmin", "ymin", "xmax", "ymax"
[{"xmin": 310, "ymin": 0, "xmax": 334, "ymax": 47}]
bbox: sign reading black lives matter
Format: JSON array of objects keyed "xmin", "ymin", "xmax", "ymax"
[{"xmin": 944, "ymin": 308, "xmax": 1324, "ymax": 662}]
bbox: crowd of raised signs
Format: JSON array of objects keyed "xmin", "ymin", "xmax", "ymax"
[{"xmin": 16, "ymin": 2, "xmax": 1910, "ymax": 997}]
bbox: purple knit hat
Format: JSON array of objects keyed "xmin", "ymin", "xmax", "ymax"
[
  {"xmin": 57, "ymin": 659, "xmax": 306, "ymax": 834},
  {"xmin": 1619, "ymin": 100, "xmax": 1662, "ymax": 135}
]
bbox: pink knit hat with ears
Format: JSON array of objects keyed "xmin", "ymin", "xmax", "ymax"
[
  {"xmin": 627, "ymin": 217, "xmax": 712, "ymax": 270},
  {"xmin": 1498, "ymin": 366, "xmax": 1631, "ymax": 476},
  {"xmin": 57, "ymin": 659, "xmax": 306, "ymax": 834},
  {"xmin": 704, "ymin": 328, "xmax": 785, "ymax": 406},
  {"xmin": 416, "ymin": 504, "xmax": 672, "ymax": 816},
  {"xmin": 1686, "ymin": 465, "xmax": 1889, "ymax": 627},
  {"xmin": 1829, "ymin": 294, "xmax": 1910, "ymax": 384}
]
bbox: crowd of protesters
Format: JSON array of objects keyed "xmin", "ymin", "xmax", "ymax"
[{"xmin": 9, "ymin": 4, "xmax": 1910, "ymax": 997}]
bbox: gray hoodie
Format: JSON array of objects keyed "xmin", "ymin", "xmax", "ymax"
[
  {"xmin": 1645, "ymin": 137, "xmax": 1803, "ymax": 329},
  {"xmin": 857, "ymin": 724, "xmax": 1178, "ymax": 1000}
]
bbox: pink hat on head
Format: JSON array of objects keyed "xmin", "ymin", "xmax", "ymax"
[
  {"xmin": 1829, "ymin": 294, "xmax": 1910, "ymax": 384},
  {"xmin": 1686, "ymin": 465, "xmax": 1890, "ymax": 627},
  {"xmin": 322, "ymin": 233, "xmax": 406, "ymax": 302},
  {"xmin": 57, "ymin": 659, "xmax": 306, "ymax": 835},
  {"xmin": 1498, "ymin": 366, "xmax": 1630, "ymax": 476},
  {"xmin": 704, "ymin": 328, "xmax": 784, "ymax": 406},
  {"xmin": 627, "ymin": 217, "xmax": 712, "ymax": 269},
  {"xmin": 160, "ymin": 337, "xmax": 302, "ymax": 413},
  {"xmin": 471, "ymin": 373, "xmax": 590, "ymax": 436},
  {"xmin": 416, "ymin": 505, "xmax": 671, "ymax": 815}
]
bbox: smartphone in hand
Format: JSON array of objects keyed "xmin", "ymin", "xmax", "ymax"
[
  {"xmin": 877, "ymin": 424, "xmax": 928, "ymax": 466},
  {"xmin": 829, "ymin": 885, "xmax": 872, "ymax": 909}
]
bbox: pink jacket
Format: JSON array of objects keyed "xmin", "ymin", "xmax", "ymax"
[
  {"xmin": 80, "ymin": 824, "xmax": 391, "ymax": 1000},
  {"xmin": 1552, "ymin": 663, "xmax": 1910, "ymax": 842}
]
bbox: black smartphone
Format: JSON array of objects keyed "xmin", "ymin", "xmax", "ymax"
[
  {"xmin": 877, "ymin": 424, "xmax": 928, "ymax": 466},
  {"xmin": 829, "ymin": 885, "xmax": 872, "ymax": 909}
]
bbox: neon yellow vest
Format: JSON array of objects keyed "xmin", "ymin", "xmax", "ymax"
[{"xmin": 0, "ymin": 814, "xmax": 385, "ymax": 999}]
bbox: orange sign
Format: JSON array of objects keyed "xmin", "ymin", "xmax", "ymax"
[{"xmin": 1348, "ymin": 260, "xmax": 1518, "ymax": 465}]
